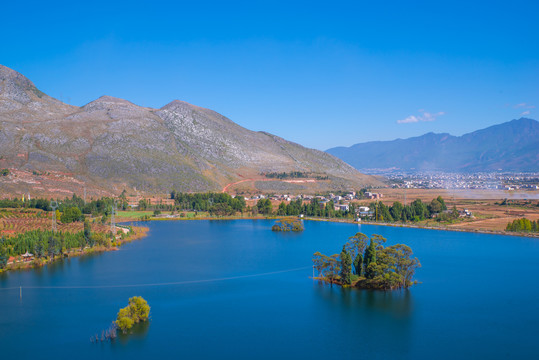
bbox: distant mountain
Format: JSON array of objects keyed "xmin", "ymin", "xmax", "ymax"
[
  {"xmin": 0, "ymin": 64, "xmax": 381, "ymax": 196},
  {"xmin": 327, "ymin": 119, "xmax": 539, "ymax": 172}
]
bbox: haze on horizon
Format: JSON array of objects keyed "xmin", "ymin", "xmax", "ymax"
[{"xmin": 1, "ymin": 0, "xmax": 537, "ymax": 150}]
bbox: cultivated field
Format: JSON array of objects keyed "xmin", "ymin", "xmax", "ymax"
[
  {"xmin": 0, "ymin": 208, "xmax": 111, "ymax": 236},
  {"xmin": 366, "ymin": 188, "xmax": 539, "ymax": 232}
]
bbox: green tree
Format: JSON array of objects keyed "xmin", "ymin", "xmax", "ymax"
[
  {"xmin": 344, "ymin": 232, "xmax": 368, "ymax": 262},
  {"xmin": 231, "ymin": 196, "xmax": 246, "ymax": 213},
  {"xmin": 428, "ymin": 198, "xmax": 443, "ymax": 214},
  {"xmin": 257, "ymin": 199, "xmax": 273, "ymax": 215},
  {"xmin": 340, "ymin": 246, "xmax": 352, "ymax": 285},
  {"xmin": 209, "ymin": 203, "xmax": 234, "ymax": 216},
  {"xmin": 277, "ymin": 201, "xmax": 287, "ymax": 216},
  {"xmin": 47, "ymin": 236, "xmax": 59, "ymax": 258},
  {"xmin": 116, "ymin": 296, "xmax": 151, "ymax": 333},
  {"xmin": 353, "ymin": 253, "xmax": 363, "ymax": 276},
  {"xmin": 138, "ymin": 199, "xmax": 148, "ymax": 211},
  {"xmin": 0, "ymin": 246, "xmax": 8, "ymax": 269},
  {"xmin": 84, "ymin": 220, "xmax": 94, "ymax": 247},
  {"xmin": 60, "ymin": 206, "xmax": 82, "ymax": 224},
  {"xmin": 437, "ymin": 196, "xmax": 447, "ymax": 210},
  {"xmin": 364, "ymin": 240, "xmax": 377, "ymax": 275},
  {"xmin": 390, "ymin": 201, "xmax": 404, "ymax": 222}
]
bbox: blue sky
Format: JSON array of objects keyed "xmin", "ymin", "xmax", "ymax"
[{"xmin": 2, "ymin": 0, "xmax": 538, "ymax": 149}]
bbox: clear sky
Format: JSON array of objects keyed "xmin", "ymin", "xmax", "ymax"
[{"xmin": 2, "ymin": 0, "xmax": 538, "ymax": 150}]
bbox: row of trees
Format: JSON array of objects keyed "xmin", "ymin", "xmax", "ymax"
[
  {"xmin": 274, "ymin": 198, "xmax": 354, "ymax": 218},
  {"xmin": 264, "ymin": 171, "xmax": 309, "ymax": 179},
  {"xmin": 171, "ymin": 191, "xmax": 246, "ymax": 214},
  {"xmin": 271, "ymin": 196, "xmax": 453, "ymax": 223},
  {"xmin": 0, "ymin": 194, "xmax": 118, "ymax": 217},
  {"xmin": 506, "ymin": 218, "xmax": 539, "ymax": 232},
  {"xmin": 313, "ymin": 232, "xmax": 421, "ymax": 290},
  {"xmin": 368, "ymin": 196, "xmax": 450, "ymax": 223}
]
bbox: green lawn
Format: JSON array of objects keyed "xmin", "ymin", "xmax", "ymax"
[{"xmin": 116, "ymin": 211, "xmax": 154, "ymax": 218}]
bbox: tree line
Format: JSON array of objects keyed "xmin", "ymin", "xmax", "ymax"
[
  {"xmin": 506, "ymin": 218, "xmax": 539, "ymax": 232},
  {"xmin": 0, "ymin": 194, "xmax": 118, "ymax": 217},
  {"xmin": 366, "ymin": 196, "xmax": 453, "ymax": 223},
  {"xmin": 264, "ymin": 171, "xmax": 309, "ymax": 179},
  {"xmin": 313, "ymin": 232, "xmax": 420, "ymax": 290},
  {"xmin": 171, "ymin": 191, "xmax": 246, "ymax": 215}
]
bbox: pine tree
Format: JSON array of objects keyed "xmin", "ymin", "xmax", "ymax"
[
  {"xmin": 353, "ymin": 253, "xmax": 363, "ymax": 276},
  {"xmin": 340, "ymin": 246, "xmax": 352, "ymax": 285},
  {"xmin": 364, "ymin": 240, "xmax": 376, "ymax": 274}
]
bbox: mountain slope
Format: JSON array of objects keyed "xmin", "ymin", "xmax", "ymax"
[
  {"xmin": 327, "ymin": 119, "xmax": 539, "ymax": 172},
  {"xmin": 0, "ymin": 64, "xmax": 380, "ymax": 196}
]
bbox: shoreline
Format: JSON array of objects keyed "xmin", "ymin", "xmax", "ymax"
[
  {"xmin": 2, "ymin": 216, "xmax": 536, "ymax": 274},
  {"xmin": 1, "ymin": 226, "xmax": 149, "ymax": 273},
  {"xmin": 118, "ymin": 214, "xmax": 539, "ymax": 238},
  {"xmin": 303, "ymin": 217, "xmax": 539, "ymax": 238}
]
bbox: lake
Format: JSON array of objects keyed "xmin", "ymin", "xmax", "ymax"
[{"xmin": 1, "ymin": 220, "xmax": 538, "ymax": 359}]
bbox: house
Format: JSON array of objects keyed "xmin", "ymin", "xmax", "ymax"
[
  {"xmin": 319, "ymin": 200, "xmax": 330, "ymax": 209},
  {"xmin": 357, "ymin": 207, "xmax": 372, "ymax": 217},
  {"xmin": 22, "ymin": 251, "xmax": 34, "ymax": 262},
  {"xmin": 458, "ymin": 209, "xmax": 473, "ymax": 217},
  {"xmin": 334, "ymin": 204, "xmax": 349, "ymax": 212}
]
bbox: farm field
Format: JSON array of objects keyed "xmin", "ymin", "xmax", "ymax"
[
  {"xmin": 0, "ymin": 208, "xmax": 110, "ymax": 237},
  {"xmin": 363, "ymin": 188, "xmax": 539, "ymax": 232}
]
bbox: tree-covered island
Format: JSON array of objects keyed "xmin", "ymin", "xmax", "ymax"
[
  {"xmin": 272, "ymin": 217, "xmax": 304, "ymax": 232},
  {"xmin": 313, "ymin": 232, "xmax": 421, "ymax": 290}
]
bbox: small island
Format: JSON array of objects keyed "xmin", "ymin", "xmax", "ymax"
[
  {"xmin": 91, "ymin": 296, "xmax": 151, "ymax": 343},
  {"xmin": 272, "ymin": 217, "xmax": 304, "ymax": 232},
  {"xmin": 313, "ymin": 232, "xmax": 420, "ymax": 290},
  {"xmin": 116, "ymin": 296, "xmax": 151, "ymax": 333}
]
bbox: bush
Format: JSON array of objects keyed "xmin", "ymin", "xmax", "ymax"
[
  {"xmin": 60, "ymin": 207, "xmax": 82, "ymax": 223},
  {"xmin": 116, "ymin": 296, "xmax": 150, "ymax": 333}
]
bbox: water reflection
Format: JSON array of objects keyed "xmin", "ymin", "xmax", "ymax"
[
  {"xmin": 313, "ymin": 280, "xmax": 414, "ymax": 356},
  {"xmin": 114, "ymin": 321, "xmax": 151, "ymax": 346},
  {"xmin": 314, "ymin": 281, "xmax": 414, "ymax": 316}
]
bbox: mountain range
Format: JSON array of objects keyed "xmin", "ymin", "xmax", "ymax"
[
  {"xmin": 0, "ymin": 64, "xmax": 380, "ymax": 197},
  {"xmin": 327, "ymin": 118, "xmax": 539, "ymax": 173}
]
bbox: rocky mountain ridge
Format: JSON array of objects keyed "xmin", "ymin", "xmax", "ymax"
[
  {"xmin": 327, "ymin": 118, "xmax": 539, "ymax": 173},
  {"xmin": 0, "ymin": 64, "xmax": 380, "ymax": 196}
]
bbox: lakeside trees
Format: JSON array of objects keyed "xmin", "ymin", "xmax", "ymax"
[
  {"xmin": 173, "ymin": 192, "xmax": 246, "ymax": 214},
  {"xmin": 0, "ymin": 191, "xmax": 464, "ymax": 227},
  {"xmin": 0, "ymin": 220, "xmax": 132, "ymax": 262},
  {"xmin": 313, "ymin": 232, "xmax": 421, "ymax": 290},
  {"xmin": 506, "ymin": 218, "xmax": 539, "ymax": 232}
]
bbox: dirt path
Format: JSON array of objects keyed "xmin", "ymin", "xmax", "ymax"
[{"xmin": 222, "ymin": 178, "xmax": 272, "ymax": 193}]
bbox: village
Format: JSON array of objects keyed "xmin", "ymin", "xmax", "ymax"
[{"xmin": 385, "ymin": 171, "xmax": 539, "ymax": 190}]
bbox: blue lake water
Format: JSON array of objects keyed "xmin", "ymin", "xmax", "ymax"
[{"xmin": 1, "ymin": 220, "xmax": 538, "ymax": 359}]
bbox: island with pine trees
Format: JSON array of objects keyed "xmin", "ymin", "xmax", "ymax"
[{"xmin": 313, "ymin": 232, "xmax": 421, "ymax": 290}]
